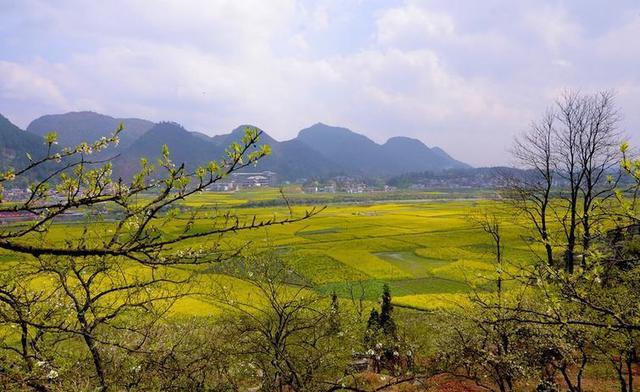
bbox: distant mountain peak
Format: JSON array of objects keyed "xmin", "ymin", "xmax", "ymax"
[
  {"xmin": 59, "ymin": 110, "xmax": 102, "ymax": 116},
  {"xmin": 297, "ymin": 123, "xmax": 470, "ymax": 173},
  {"xmin": 230, "ymin": 124, "xmax": 261, "ymax": 135},
  {"xmin": 384, "ymin": 136, "xmax": 430, "ymax": 148},
  {"xmin": 0, "ymin": 113, "xmax": 17, "ymax": 128},
  {"xmin": 27, "ymin": 111, "xmax": 154, "ymax": 148},
  {"xmin": 147, "ymin": 121, "xmax": 188, "ymax": 134},
  {"xmin": 309, "ymin": 121, "xmax": 341, "ymax": 129},
  {"xmin": 298, "ymin": 123, "xmax": 376, "ymax": 147},
  {"xmin": 221, "ymin": 125, "xmax": 274, "ymax": 145},
  {"xmin": 0, "ymin": 113, "xmax": 23, "ymax": 132}
]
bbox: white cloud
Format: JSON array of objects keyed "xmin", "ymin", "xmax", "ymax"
[
  {"xmin": 376, "ymin": 3, "xmax": 454, "ymax": 48},
  {"xmin": 524, "ymin": 4, "xmax": 583, "ymax": 50},
  {"xmin": 1, "ymin": 0, "xmax": 639, "ymax": 165},
  {"xmin": 0, "ymin": 61, "xmax": 67, "ymax": 106}
]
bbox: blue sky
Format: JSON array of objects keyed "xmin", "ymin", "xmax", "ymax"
[{"xmin": 1, "ymin": 0, "xmax": 639, "ymax": 165}]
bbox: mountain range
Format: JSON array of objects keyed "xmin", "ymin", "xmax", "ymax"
[{"xmin": 1, "ymin": 111, "xmax": 470, "ymax": 181}]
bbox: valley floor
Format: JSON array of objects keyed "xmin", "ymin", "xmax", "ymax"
[{"xmin": 171, "ymin": 188, "xmax": 538, "ymax": 313}]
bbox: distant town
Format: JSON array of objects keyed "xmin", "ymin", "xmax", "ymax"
[{"xmin": 0, "ymin": 167, "xmax": 539, "ymax": 207}]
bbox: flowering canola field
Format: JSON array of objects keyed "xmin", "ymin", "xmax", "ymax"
[
  {"xmin": 174, "ymin": 190, "xmax": 540, "ymax": 311},
  {"xmin": 1, "ymin": 189, "xmax": 538, "ymax": 312}
]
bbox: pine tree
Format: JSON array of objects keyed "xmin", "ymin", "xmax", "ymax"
[
  {"xmin": 379, "ymin": 284, "xmax": 396, "ymax": 338},
  {"xmin": 328, "ymin": 291, "xmax": 340, "ymax": 334},
  {"xmin": 364, "ymin": 308, "xmax": 380, "ymax": 348},
  {"xmin": 367, "ymin": 308, "xmax": 380, "ymax": 330}
]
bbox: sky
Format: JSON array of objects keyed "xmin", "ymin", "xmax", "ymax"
[{"xmin": 1, "ymin": 0, "xmax": 639, "ymax": 166}]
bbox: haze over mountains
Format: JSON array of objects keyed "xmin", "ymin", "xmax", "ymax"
[{"xmin": 1, "ymin": 111, "xmax": 469, "ymax": 181}]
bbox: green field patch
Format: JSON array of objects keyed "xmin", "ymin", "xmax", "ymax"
[
  {"xmin": 431, "ymin": 259, "xmax": 497, "ymax": 283},
  {"xmin": 460, "ymin": 243, "xmax": 540, "ymax": 263},
  {"xmin": 299, "ymin": 237, "xmax": 411, "ymax": 254},
  {"xmin": 328, "ymin": 250, "xmax": 412, "ymax": 280},
  {"xmin": 287, "ymin": 251, "xmax": 369, "ymax": 284},
  {"xmin": 374, "ymin": 251, "xmax": 450, "ymax": 278},
  {"xmin": 386, "ymin": 276, "xmax": 469, "ymax": 295},
  {"xmin": 414, "ymin": 246, "xmax": 482, "ymax": 261},
  {"xmin": 296, "ymin": 227, "xmax": 341, "ymax": 236},
  {"xmin": 316, "ymin": 276, "xmax": 470, "ymax": 300},
  {"xmin": 0, "ymin": 252, "xmax": 22, "ymax": 263}
]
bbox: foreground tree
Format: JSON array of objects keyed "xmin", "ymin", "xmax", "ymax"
[
  {"xmin": 0, "ymin": 125, "xmax": 321, "ymax": 390},
  {"xmin": 362, "ymin": 284, "xmax": 405, "ymax": 376},
  {"xmin": 505, "ymin": 110, "xmax": 555, "ymax": 266},
  {"xmin": 476, "ymin": 141, "xmax": 640, "ymax": 392},
  {"xmin": 436, "ymin": 213, "xmax": 531, "ymax": 392},
  {"xmin": 210, "ymin": 253, "xmax": 354, "ymax": 391},
  {"xmin": 555, "ymin": 90, "xmax": 622, "ymax": 271},
  {"xmin": 505, "ymin": 90, "xmax": 622, "ymax": 273}
]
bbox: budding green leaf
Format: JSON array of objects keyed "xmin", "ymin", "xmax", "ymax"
[
  {"xmin": 45, "ymin": 132, "xmax": 58, "ymax": 145},
  {"xmin": 620, "ymin": 141, "xmax": 629, "ymax": 153}
]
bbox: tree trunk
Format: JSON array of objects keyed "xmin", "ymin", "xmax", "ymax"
[
  {"xmin": 78, "ymin": 310, "xmax": 107, "ymax": 391},
  {"xmin": 616, "ymin": 361, "xmax": 627, "ymax": 392},
  {"xmin": 627, "ymin": 359, "xmax": 633, "ymax": 392},
  {"xmin": 577, "ymin": 347, "xmax": 587, "ymax": 392},
  {"xmin": 83, "ymin": 332, "xmax": 107, "ymax": 391},
  {"xmin": 581, "ymin": 198, "xmax": 592, "ymax": 268},
  {"xmin": 565, "ymin": 196, "xmax": 577, "ymax": 274},
  {"xmin": 541, "ymin": 195, "xmax": 554, "ymax": 266}
]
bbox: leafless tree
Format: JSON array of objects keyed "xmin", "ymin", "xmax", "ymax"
[
  {"xmin": 472, "ymin": 212, "xmax": 504, "ymax": 292},
  {"xmin": 554, "ymin": 90, "xmax": 622, "ymax": 272},
  {"xmin": 507, "ymin": 90, "xmax": 622, "ymax": 273},
  {"xmin": 575, "ymin": 91, "xmax": 622, "ymax": 265},
  {"xmin": 505, "ymin": 110, "xmax": 556, "ymax": 266},
  {"xmin": 553, "ymin": 91, "xmax": 589, "ymax": 273}
]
